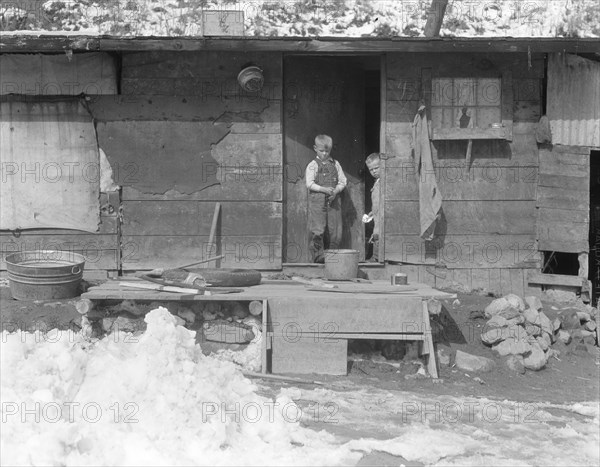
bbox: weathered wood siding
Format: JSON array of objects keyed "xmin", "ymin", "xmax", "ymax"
[
  {"xmin": 93, "ymin": 51, "xmax": 283, "ymax": 270},
  {"xmin": 0, "ymin": 193, "xmax": 119, "ymax": 276},
  {"xmin": 0, "ymin": 53, "xmax": 119, "ymax": 279},
  {"xmin": 536, "ymin": 145, "xmax": 590, "ymax": 253},
  {"xmin": 384, "ymin": 53, "xmax": 543, "ymax": 277}
]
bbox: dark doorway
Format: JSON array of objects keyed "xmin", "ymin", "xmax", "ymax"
[
  {"xmin": 283, "ymin": 55, "xmax": 381, "ymax": 263},
  {"xmin": 590, "ymin": 150, "xmax": 600, "ymax": 306}
]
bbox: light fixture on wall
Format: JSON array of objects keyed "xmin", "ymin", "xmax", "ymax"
[{"xmin": 237, "ymin": 64, "xmax": 264, "ymax": 92}]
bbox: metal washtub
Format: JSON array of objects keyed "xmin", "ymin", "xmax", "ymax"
[{"xmin": 5, "ymin": 250, "xmax": 85, "ymax": 300}]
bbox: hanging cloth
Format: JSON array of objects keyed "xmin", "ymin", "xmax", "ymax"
[{"xmin": 411, "ymin": 106, "xmax": 443, "ymax": 241}]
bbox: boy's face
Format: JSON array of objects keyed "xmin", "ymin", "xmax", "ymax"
[
  {"xmin": 366, "ymin": 159, "xmax": 380, "ymax": 179},
  {"xmin": 314, "ymin": 143, "xmax": 331, "ymax": 160}
]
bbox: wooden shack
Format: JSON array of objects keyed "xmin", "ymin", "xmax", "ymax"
[{"xmin": 1, "ymin": 36, "xmax": 599, "ymax": 301}]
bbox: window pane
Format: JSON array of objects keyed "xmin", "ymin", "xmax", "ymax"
[{"xmin": 477, "ymin": 78, "xmax": 501, "ymax": 106}]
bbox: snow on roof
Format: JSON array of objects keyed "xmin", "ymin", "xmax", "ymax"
[{"xmin": 1, "ymin": 0, "xmax": 599, "ymax": 39}]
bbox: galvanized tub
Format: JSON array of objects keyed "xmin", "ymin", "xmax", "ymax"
[
  {"xmin": 5, "ymin": 250, "xmax": 85, "ymax": 300},
  {"xmin": 324, "ymin": 249, "xmax": 359, "ymax": 280}
]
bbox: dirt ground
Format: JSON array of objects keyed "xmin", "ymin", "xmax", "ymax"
[{"xmin": 1, "ymin": 281, "xmax": 598, "ymax": 405}]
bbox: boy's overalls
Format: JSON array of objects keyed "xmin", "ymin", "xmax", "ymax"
[{"xmin": 308, "ymin": 157, "xmax": 342, "ymax": 262}]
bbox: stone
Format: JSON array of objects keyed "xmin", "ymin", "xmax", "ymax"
[
  {"xmin": 481, "ymin": 324, "xmax": 527, "ymax": 346},
  {"xmin": 576, "ymin": 311, "xmax": 591, "ymax": 323},
  {"xmin": 523, "ymin": 307, "xmax": 540, "ymax": 324},
  {"xmin": 178, "ymin": 309, "xmax": 196, "ymax": 324},
  {"xmin": 492, "ymin": 337, "xmax": 532, "ymax": 357},
  {"xmin": 523, "ymin": 343, "xmax": 547, "ymax": 371},
  {"xmin": 538, "ymin": 312, "xmax": 554, "ymax": 336},
  {"xmin": 584, "ymin": 320, "xmax": 597, "ymax": 332},
  {"xmin": 202, "ymin": 319, "xmax": 254, "ymax": 344},
  {"xmin": 552, "ymin": 318, "xmax": 561, "ymax": 333},
  {"xmin": 102, "ymin": 315, "xmax": 146, "ymax": 334},
  {"xmin": 557, "ymin": 330, "xmax": 572, "ymax": 345},
  {"xmin": 436, "ymin": 345, "xmax": 452, "ymax": 366},
  {"xmin": 493, "ymin": 338, "xmax": 514, "ymax": 356},
  {"xmin": 506, "ymin": 355, "xmax": 526, "ymax": 374},
  {"xmin": 524, "ymin": 296, "xmax": 543, "ymax": 311},
  {"xmin": 484, "ymin": 297, "xmax": 511, "ymax": 318},
  {"xmin": 536, "ymin": 334, "xmax": 551, "ymax": 351},
  {"xmin": 498, "ymin": 306, "xmax": 522, "ymax": 320},
  {"xmin": 487, "ymin": 315, "xmax": 509, "ymax": 328},
  {"xmin": 524, "ymin": 323, "xmax": 542, "ymax": 336},
  {"xmin": 558, "ymin": 309, "xmax": 581, "ymax": 330},
  {"xmin": 224, "ymin": 302, "xmax": 249, "ymax": 319},
  {"xmin": 505, "ymin": 294, "xmax": 525, "ymax": 311},
  {"xmin": 454, "ymin": 350, "xmax": 496, "ymax": 373}
]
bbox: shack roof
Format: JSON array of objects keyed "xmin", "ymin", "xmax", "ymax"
[{"xmin": 1, "ymin": 35, "xmax": 599, "ymax": 54}]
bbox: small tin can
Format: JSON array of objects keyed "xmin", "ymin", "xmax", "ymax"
[{"xmin": 391, "ymin": 273, "xmax": 408, "ymax": 285}]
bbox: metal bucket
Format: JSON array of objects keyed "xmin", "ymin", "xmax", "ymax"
[
  {"xmin": 5, "ymin": 250, "xmax": 85, "ymax": 300},
  {"xmin": 324, "ymin": 249, "xmax": 359, "ymax": 280}
]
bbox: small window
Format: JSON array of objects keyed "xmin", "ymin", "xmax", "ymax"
[
  {"xmin": 424, "ymin": 71, "xmax": 513, "ymax": 141},
  {"xmin": 432, "ymin": 77, "xmax": 501, "ymax": 129}
]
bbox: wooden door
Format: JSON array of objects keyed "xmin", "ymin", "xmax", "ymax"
[{"xmin": 283, "ymin": 56, "xmax": 365, "ymax": 262}]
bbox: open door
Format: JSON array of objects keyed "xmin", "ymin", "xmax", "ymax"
[{"xmin": 283, "ymin": 56, "xmax": 366, "ymax": 263}]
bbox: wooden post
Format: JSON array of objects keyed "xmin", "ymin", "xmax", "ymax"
[{"xmin": 207, "ymin": 202, "xmax": 221, "ymax": 267}]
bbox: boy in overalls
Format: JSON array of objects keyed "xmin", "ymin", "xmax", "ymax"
[{"xmin": 305, "ymin": 135, "xmax": 347, "ymax": 263}]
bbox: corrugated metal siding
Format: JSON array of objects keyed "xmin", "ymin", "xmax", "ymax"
[{"xmin": 548, "ymin": 53, "xmax": 600, "ymax": 148}]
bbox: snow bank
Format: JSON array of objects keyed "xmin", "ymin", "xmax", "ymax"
[
  {"xmin": 1, "ymin": 307, "xmax": 361, "ymax": 466},
  {"xmin": 1, "ymin": 0, "xmax": 598, "ymax": 38}
]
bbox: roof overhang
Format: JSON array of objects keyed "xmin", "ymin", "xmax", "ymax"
[{"xmin": 1, "ymin": 35, "xmax": 599, "ymax": 54}]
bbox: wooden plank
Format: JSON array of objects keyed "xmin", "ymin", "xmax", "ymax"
[
  {"xmin": 513, "ymin": 78, "xmax": 541, "ymax": 101},
  {"xmin": 0, "ymin": 218, "xmax": 117, "ymax": 236},
  {"xmin": 388, "ymin": 53, "xmax": 545, "ymax": 79},
  {"xmin": 431, "ymin": 127, "xmax": 507, "ymax": 140},
  {"xmin": 121, "ymin": 201, "xmax": 282, "ymax": 236},
  {"xmin": 0, "ymin": 234, "xmax": 117, "ymax": 250},
  {"xmin": 121, "ymin": 51, "xmax": 282, "ymax": 100},
  {"xmin": 384, "ymin": 234, "xmax": 540, "ymax": 269},
  {"xmin": 122, "ymin": 176, "xmax": 282, "ymax": 202},
  {"xmin": 536, "ymin": 186, "xmax": 589, "ymax": 211},
  {"xmin": 509, "ymin": 268, "xmax": 525, "ymax": 297},
  {"xmin": 386, "ymin": 77, "xmax": 420, "ymax": 101},
  {"xmin": 488, "ymin": 269, "xmax": 502, "ymax": 295},
  {"xmin": 537, "ymin": 220, "xmax": 589, "ymax": 246},
  {"xmin": 453, "ymin": 269, "xmax": 472, "ymax": 291},
  {"xmin": 538, "ymin": 174, "xmax": 588, "ymax": 191},
  {"xmin": 537, "ymin": 239, "xmax": 588, "ymax": 254},
  {"xmin": 501, "ymin": 70, "xmax": 513, "ymax": 141},
  {"xmin": 89, "ymin": 95, "xmax": 281, "ymax": 134},
  {"xmin": 385, "ymin": 200, "xmax": 536, "ymax": 235},
  {"xmin": 527, "ymin": 271, "xmax": 585, "ymax": 287},
  {"xmin": 268, "ymin": 296, "xmax": 424, "ymax": 333},
  {"xmin": 537, "ymin": 207, "xmax": 588, "ymax": 224},
  {"xmin": 539, "ymin": 148, "xmax": 589, "ymax": 176},
  {"xmin": 385, "ymin": 165, "xmax": 537, "ymax": 201},
  {"xmin": 120, "ymin": 235, "xmax": 282, "ymax": 270},
  {"xmin": 3, "ymin": 37, "xmax": 599, "ymax": 54},
  {"xmin": 271, "ymin": 336, "xmax": 348, "ymax": 375},
  {"xmin": 471, "ymin": 268, "xmax": 490, "ymax": 292},
  {"xmin": 500, "ymin": 269, "xmax": 512, "ymax": 296}
]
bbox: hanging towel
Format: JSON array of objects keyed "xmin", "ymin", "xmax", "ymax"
[{"xmin": 412, "ymin": 107, "xmax": 443, "ymax": 240}]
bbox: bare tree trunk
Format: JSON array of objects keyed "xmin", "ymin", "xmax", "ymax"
[{"xmin": 424, "ymin": 0, "xmax": 449, "ymax": 37}]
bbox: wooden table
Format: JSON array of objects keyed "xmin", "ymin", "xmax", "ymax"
[{"xmin": 82, "ymin": 279, "xmax": 455, "ymax": 378}]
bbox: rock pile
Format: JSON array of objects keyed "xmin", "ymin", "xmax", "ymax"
[{"xmin": 480, "ymin": 294, "xmax": 598, "ymax": 372}]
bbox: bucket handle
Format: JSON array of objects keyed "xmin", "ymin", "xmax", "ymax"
[{"xmin": 71, "ymin": 265, "xmax": 81, "ymax": 275}]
